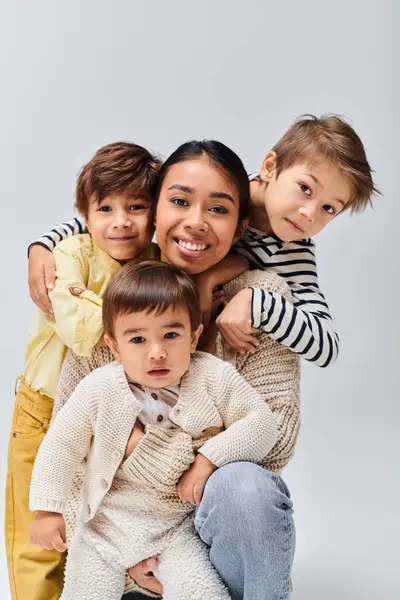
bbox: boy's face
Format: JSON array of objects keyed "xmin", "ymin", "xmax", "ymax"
[
  {"xmin": 85, "ymin": 192, "xmax": 153, "ymax": 262},
  {"xmin": 259, "ymin": 155, "xmax": 353, "ymax": 241},
  {"xmin": 105, "ymin": 305, "xmax": 203, "ymax": 389}
]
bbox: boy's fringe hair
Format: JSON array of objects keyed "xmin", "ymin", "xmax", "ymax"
[
  {"xmin": 272, "ymin": 114, "xmax": 380, "ymax": 213},
  {"xmin": 103, "ymin": 261, "xmax": 202, "ymax": 340},
  {"xmin": 76, "ymin": 142, "xmax": 162, "ymax": 217}
]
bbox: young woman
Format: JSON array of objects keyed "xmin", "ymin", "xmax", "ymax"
[{"xmin": 28, "ymin": 140, "xmax": 299, "ymax": 600}]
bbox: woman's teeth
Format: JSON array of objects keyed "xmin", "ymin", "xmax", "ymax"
[{"xmin": 178, "ymin": 240, "xmax": 207, "ymax": 251}]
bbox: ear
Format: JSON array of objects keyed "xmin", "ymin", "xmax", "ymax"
[
  {"xmin": 104, "ymin": 334, "xmax": 121, "ymax": 362},
  {"xmin": 84, "ymin": 216, "xmax": 91, "ymax": 233},
  {"xmin": 190, "ymin": 324, "xmax": 204, "ymax": 353},
  {"xmin": 233, "ymin": 218, "xmax": 249, "ymax": 244},
  {"xmin": 260, "ymin": 151, "xmax": 277, "ymax": 183}
]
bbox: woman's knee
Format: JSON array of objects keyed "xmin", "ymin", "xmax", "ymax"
[{"xmin": 201, "ymin": 461, "xmax": 292, "ymax": 519}]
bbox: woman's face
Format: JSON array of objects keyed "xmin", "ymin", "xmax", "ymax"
[{"xmin": 155, "ymin": 157, "xmax": 243, "ymax": 275}]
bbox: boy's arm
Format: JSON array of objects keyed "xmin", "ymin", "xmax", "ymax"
[
  {"xmin": 195, "ymin": 252, "xmax": 249, "ymax": 324},
  {"xmin": 29, "ymin": 378, "xmax": 94, "ymax": 514},
  {"xmin": 28, "ymin": 216, "xmax": 87, "ymax": 254},
  {"xmin": 219, "ymin": 244, "xmax": 339, "ymax": 367},
  {"xmin": 198, "ymin": 363, "xmax": 278, "ymax": 468},
  {"xmin": 49, "ymin": 242, "xmax": 104, "ymax": 356},
  {"xmin": 249, "ymin": 279, "xmax": 339, "ymax": 367},
  {"xmin": 28, "ymin": 217, "xmax": 88, "ymax": 316}
]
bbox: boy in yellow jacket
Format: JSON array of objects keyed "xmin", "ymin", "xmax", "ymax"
[{"xmin": 6, "ymin": 142, "xmax": 161, "ymax": 600}]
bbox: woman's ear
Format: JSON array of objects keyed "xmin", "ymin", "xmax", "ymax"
[
  {"xmin": 104, "ymin": 334, "xmax": 121, "ymax": 362},
  {"xmin": 260, "ymin": 151, "xmax": 277, "ymax": 183},
  {"xmin": 191, "ymin": 324, "xmax": 204, "ymax": 353}
]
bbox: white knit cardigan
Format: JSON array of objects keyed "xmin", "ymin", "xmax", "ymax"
[{"xmin": 30, "ymin": 351, "xmax": 278, "ymax": 521}]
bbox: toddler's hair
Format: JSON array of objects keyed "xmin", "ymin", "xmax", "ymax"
[
  {"xmin": 272, "ymin": 114, "xmax": 380, "ymax": 213},
  {"xmin": 103, "ymin": 261, "xmax": 202, "ymax": 340},
  {"xmin": 76, "ymin": 142, "xmax": 162, "ymax": 217}
]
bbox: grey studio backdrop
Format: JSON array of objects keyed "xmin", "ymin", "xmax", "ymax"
[{"xmin": 0, "ymin": 1, "xmax": 398, "ymax": 599}]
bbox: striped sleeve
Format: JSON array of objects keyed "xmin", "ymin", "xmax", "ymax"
[
  {"xmin": 250, "ymin": 244, "xmax": 339, "ymax": 367},
  {"xmin": 28, "ymin": 216, "xmax": 87, "ymax": 254}
]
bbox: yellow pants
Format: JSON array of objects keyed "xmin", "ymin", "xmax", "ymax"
[{"xmin": 5, "ymin": 378, "xmax": 65, "ymax": 600}]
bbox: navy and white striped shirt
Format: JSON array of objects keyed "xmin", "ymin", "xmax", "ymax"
[
  {"xmin": 234, "ymin": 227, "xmax": 339, "ymax": 367},
  {"xmin": 31, "ymin": 213, "xmax": 339, "ymax": 368}
]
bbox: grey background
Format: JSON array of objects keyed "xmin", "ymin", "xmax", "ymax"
[{"xmin": 1, "ymin": 1, "xmax": 398, "ymax": 598}]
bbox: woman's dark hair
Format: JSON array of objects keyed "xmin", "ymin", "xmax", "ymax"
[{"xmin": 153, "ymin": 140, "xmax": 250, "ymax": 222}]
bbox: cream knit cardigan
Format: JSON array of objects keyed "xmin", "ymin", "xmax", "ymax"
[
  {"xmin": 30, "ymin": 352, "xmax": 278, "ymax": 520},
  {"xmin": 49, "ymin": 268, "xmax": 300, "ymax": 596}
]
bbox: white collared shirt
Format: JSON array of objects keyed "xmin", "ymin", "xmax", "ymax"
[{"xmin": 128, "ymin": 379, "xmax": 180, "ymax": 430}]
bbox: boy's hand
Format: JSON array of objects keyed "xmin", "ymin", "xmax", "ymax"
[
  {"xmin": 30, "ymin": 511, "xmax": 67, "ymax": 552},
  {"xmin": 177, "ymin": 453, "xmax": 216, "ymax": 505},
  {"xmin": 124, "ymin": 419, "xmax": 145, "ymax": 458},
  {"xmin": 28, "ymin": 245, "xmax": 56, "ymax": 318},
  {"xmin": 216, "ymin": 288, "xmax": 260, "ymax": 355}
]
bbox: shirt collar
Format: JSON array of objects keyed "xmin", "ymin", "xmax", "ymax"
[
  {"xmin": 126, "ymin": 376, "xmax": 181, "ymax": 394},
  {"xmin": 92, "ymin": 240, "xmax": 122, "ymax": 272}
]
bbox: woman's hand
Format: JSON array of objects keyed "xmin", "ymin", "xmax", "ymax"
[
  {"xmin": 128, "ymin": 557, "xmax": 163, "ymax": 595},
  {"xmin": 216, "ymin": 288, "xmax": 260, "ymax": 354},
  {"xmin": 28, "ymin": 245, "xmax": 56, "ymax": 318},
  {"xmin": 196, "ymin": 277, "xmax": 225, "ymax": 327}
]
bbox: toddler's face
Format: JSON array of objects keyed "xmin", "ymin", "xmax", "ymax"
[
  {"xmin": 105, "ymin": 305, "xmax": 202, "ymax": 388},
  {"xmin": 85, "ymin": 192, "xmax": 153, "ymax": 262},
  {"xmin": 260, "ymin": 159, "xmax": 353, "ymax": 241}
]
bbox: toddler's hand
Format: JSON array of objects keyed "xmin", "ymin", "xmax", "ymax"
[
  {"xmin": 124, "ymin": 419, "xmax": 145, "ymax": 458},
  {"xmin": 216, "ymin": 288, "xmax": 260, "ymax": 354},
  {"xmin": 128, "ymin": 557, "xmax": 163, "ymax": 595},
  {"xmin": 30, "ymin": 511, "xmax": 67, "ymax": 552},
  {"xmin": 177, "ymin": 453, "xmax": 216, "ymax": 505},
  {"xmin": 28, "ymin": 245, "xmax": 56, "ymax": 318}
]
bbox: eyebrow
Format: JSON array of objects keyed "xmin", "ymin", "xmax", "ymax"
[
  {"xmin": 123, "ymin": 327, "xmax": 146, "ymax": 336},
  {"xmin": 123, "ymin": 322, "xmax": 186, "ymax": 336},
  {"xmin": 168, "ymin": 185, "xmax": 235, "ymax": 205},
  {"xmin": 162, "ymin": 322, "xmax": 185, "ymax": 329},
  {"xmin": 301, "ymin": 173, "xmax": 346, "ymax": 207}
]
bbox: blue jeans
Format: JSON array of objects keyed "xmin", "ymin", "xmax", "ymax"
[{"xmin": 123, "ymin": 462, "xmax": 295, "ymax": 600}]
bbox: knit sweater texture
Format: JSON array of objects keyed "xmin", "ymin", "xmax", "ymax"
[{"xmin": 49, "ymin": 267, "xmax": 300, "ymax": 596}]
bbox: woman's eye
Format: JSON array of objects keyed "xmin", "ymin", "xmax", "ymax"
[
  {"xmin": 130, "ymin": 336, "xmax": 145, "ymax": 344},
  {"xmin": 210, "ymin": 206, "xmax": 228, "ymax": 214},
  {"xmin": 172, "ymin": 197, "xmax": 188, "ymax": 207},
  {"xmin": 300, "ymin": 183, "xmax": 311, "ymax": 196},
  {"xmin": 98, "ymin": 205, "xmax": 112, "ymax": 212},
  {"xmin": 323, "ymin": 205, "xmax": 336, "ymax": 215},
  {"xmin": 164, "ymin": 332, "xmax": 178, "ymax": 339}
]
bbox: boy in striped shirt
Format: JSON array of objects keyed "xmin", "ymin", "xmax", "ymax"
[
  {"xmin": 218, "ymin": 114, "xmax": 378, "ymax": 367},
  {"xmin": 27, "ymin": 115, "xmax": 378, "ymax": 368}
]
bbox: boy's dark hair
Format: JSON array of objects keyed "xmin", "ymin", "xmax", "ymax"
[
  {"xmin": 272, "ymin": 114, "xmax": 380, "ymax": 213},
  {"xmin": 103, "ymin": 261, "xmax": 201, "ymax": 340},
  {"xmin": 76, "ymin": 142, "xmax": 162, "ymax": 217},
  {"xmin": 153, "ymin": 140, "xmax": 250, "ymax": 222}
]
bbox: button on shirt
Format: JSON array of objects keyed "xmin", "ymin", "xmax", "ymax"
[{"xmin": 127, "ymin": 380, "xmax": 180, "ymax": 430}]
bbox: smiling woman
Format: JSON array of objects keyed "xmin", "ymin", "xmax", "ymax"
[
  {"xmin": 154, "ymin": 140, "xmax": 250, "ymax": 275},
  {"xmin": 25, "ymin": 139, "xmax": 299, "ymax": 600}
]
